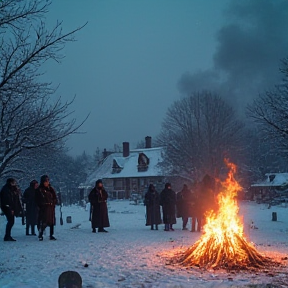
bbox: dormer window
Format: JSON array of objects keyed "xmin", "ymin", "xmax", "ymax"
[
  {"xmin": 138, "ymin": 153, "xmax": 149, "ymax": 172},
  {"xmin": 112, "ymin": 159, "xmax": 122, "ymax": 174},
  {"xmin": 268, "ymin": 175, "xmax": 275, "ymax": 182}
]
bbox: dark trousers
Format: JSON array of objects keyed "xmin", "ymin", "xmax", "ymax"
[
  {"xmin": 182, "ymin": 217, "xmax": 188, "ymax": 228},
  {"xmin": 5, "ymin": 213, "xmax": 15, "ymax": 238},
  {"xmin": 164, "ymin": 224, "xmax": 173, "ymax": 230},
  {"xmin": 26, "ymin": 223, "xmax": 36, "ymax": 235},
  {"xmin": 39, "ymin": 224, "xmax": 54, "ymax": 237},
  {"xmin": 151, "ymin": 224, "xmax": 158, "ymax": 230}
]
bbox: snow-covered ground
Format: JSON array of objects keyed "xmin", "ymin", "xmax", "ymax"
[{"xmin": 0, "ymin": 200, "xmax": 287, "ymax": 288}]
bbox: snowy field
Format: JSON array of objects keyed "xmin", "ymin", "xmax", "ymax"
[{"xmin": 0, "ymin": 200, "xmax": 287, "ymax": 288}]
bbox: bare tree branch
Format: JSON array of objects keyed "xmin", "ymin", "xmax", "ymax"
[
  {"xmin": 157, "ymin": 91, "xmax": 245, "ymax": 181},
  {"xmin": 247, "ymin": 57, "xmax": 288, "ymax": 156},
  {"xmin": 0, "ymin": 0, "xmax": 89, "ymax": 177}
]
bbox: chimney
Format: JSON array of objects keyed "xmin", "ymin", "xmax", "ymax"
[
  {"xmin": 123, "ymin": 142, "xmax": 130, "ymax": 157},
  {"xmin": 145, "ymin": 136, "xmax": 152, "ymax": 149}
]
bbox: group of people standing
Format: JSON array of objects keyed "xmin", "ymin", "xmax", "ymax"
[
  {"xmin": 0, "ymin": 176, "xmax": 111, "ymax": 241},
  {"xmin": 1, "ymin": 174, "xmax": 215, "ymax": 241},
  {"xmin": 0, "ymin": 175, "xmax": 58, "ymax": 241},
  {"xmin": 144, "ymin": 175, "xmax": 216, "ymax": 232}
]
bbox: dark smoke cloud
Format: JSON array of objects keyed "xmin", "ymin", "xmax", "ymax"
[{"xmin": 178, "ymin": 0, "xmax": 288, "ymax": 112}]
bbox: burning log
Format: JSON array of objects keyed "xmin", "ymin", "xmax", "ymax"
[
  {"xmin": 178, "ymin": 231, "xmax": 270, "ymax": 270},
  {"xmin": 176, "ymin": 160, "xmax": 274, "ymax": 270}
]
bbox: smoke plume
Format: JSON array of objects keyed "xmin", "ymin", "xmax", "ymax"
[{"xmin": 178, "ymin": 0, "xmax": 288, "ymax": 112}]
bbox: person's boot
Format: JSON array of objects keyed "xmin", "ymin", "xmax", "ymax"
[
  {"xmin": 26, "ymin": 225, "xmax": 30, "ymax": 236},
  {"xmin": 38, "ymin": 230, "xmax": 43, "ymax": 241},
  {"xmin": 4, "ymin": 236, "xmax": 16, "ymax": 241},
  {"xmin": 92, "ymin": 228, "xmax": 96, "ymax": 233},
  {"xmin": 49, "ymin": 225, "xmax": 56, "ymax": 240},
  {"xmin": 182, "ymin": 218, "xmax": 188, "ymax": 230},
  {"xmin": 164, "ymin": 224, "xmax": 169, "ymax": 231},
  {"xmin": 170, "ymin": 225, "xmax": 174, "ymax": 231},
  {"xmin": 98, "ymin": 228, "xmax": 108, "ymax": 233},
  {"xmin": 151, "ymin": 225, "xmax": 154, "ymax": 230},
  {"xmin": 31, "ymin": 226, "xmax": 36, "ymax": 236},
  {"xmin": 155, "ymin": 225, "xmax": 158, "ymax": 230}
]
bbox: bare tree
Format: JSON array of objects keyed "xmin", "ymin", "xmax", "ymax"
[
  {"xmin": 247, "ymin": 58, "xmax": 288, "ymax": 157},
  {"xmin": 157, "ymin": 91, "xmax": 245, "ymax": 181},
  {"xmin": 0, "ymin": 0, "xmax": 87, "ymax": 177},
  {"xmin": 239, "ymin": 127, "xmax": 287, "ymax": 187}
]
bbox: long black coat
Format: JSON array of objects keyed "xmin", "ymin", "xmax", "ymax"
[
  {"xmin": 23, "ymin": 185, "xmax": 38, "ymax": 225},
  {"xmin": 160, "ymin": 188, "xmax": 176, "ymax": 225},
  {"xmin": 35, "ymin": 185, "xmax": 57, "ymax": 226},
  {"xmin": 0, "ymin": 184, "xmax": 22, "ymax": 217},
  {"xmin": 89, "ymin": 188, "xmax": 110, "ymax": 228},
  {"xmin": 144, "ymin": 189, "xmax": 161, "ymax": 226},
  {"xmin": 176, "ymin": 186, "xmax": 193, "ymax": 218}
]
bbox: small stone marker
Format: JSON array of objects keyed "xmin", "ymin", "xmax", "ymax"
[
  {"xmin": 58, "ymin": 271, "xmax": 82, "ymax": 288},
  {"xmin": 272, "ymin": 212, "xmax": 277, "ymax": 221},
  {"xmin": 66, "ymin": 216, "xmax": 72, "ymax": 223}
]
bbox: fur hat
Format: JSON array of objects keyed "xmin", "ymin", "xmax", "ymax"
[
  {"xmin": 165, "ymin": 183, "xmax": 171, "ymax": 189},
  {"xmin": 30, "ymin": 179, "xmax": 38, "ymax": 188},
  {"xmin": 6, "ymin": 178, "xmax": 16, "ymax": 185},
  {"xmin": 148, "ymin": 184, "xmax": 155, "ymax": 191},
  {"xmin": 40, "ymin": 175, "xmax": 49, "ymax": 184},
  {"xmin": 95, "ymin": 179, "xmax": 103, "ymax": 187}
]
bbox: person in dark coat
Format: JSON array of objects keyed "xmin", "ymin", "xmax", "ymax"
[
  {"xmin": 0, "ymin": 178, "xmax": 22, "ymax": 241},
  {"xmin": 176, "ymin": 184, "xmax": 193, "ymax": 230},
  {"xmin": 22, "ymin": 180, "xmax": 39, "ymax": 236},
  {"xmin": 193, "ymin": 174, "xmax": 216, "ymax": 232},
  {"xmin": 201, "ymin": 174, "xmax": 217, "ymax": 214},
  {"xmin": 160, "ymin": 183, "xmax": 176, "ymax": 231},
  {"xmin": 144, "ymin": 184, "xmax": 161, "ymax": 230},
  {"xmin": 35, "ymin": 175, "xmax": 57, "ymax": 241},
  {"xmin": 88, "ymin": 179, "xmax": 110, "ymax": 233}
]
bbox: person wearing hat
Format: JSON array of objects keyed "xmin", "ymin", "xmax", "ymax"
[
  {"xmin": 0, "ymin": 178, "xmax": 22, "ymax": 241},
  {"xmin": 160, "ymin": 183, "xmax": 177, "ymax": 231},
  {"xmin": 35, "ymin": 175, "xmax": 57, "ymax": 241},
  {"xmin": 22, "ymin": 180, "xmax": 39, "ymax": 236},
  {"xmin": 88, "ymin": 179, "xmax": 110, "ymax": 233}
]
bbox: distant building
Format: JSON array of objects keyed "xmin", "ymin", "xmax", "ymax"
[
  {"xmin": 249, "ymin": 173, "xmax": 288, "ymax": 204},
  {"xmin": 79, "ymin": 137, "xmax": 168, "ymax": 199}
]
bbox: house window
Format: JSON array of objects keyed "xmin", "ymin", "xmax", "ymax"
[
  {"xmin": 112, "ymin": 159, "xmax": 122, "ymax": 174},
  {"xmin": 114, "ymin": 179, "xmax": 124, "ymax": 190},
  {"xmin": 138, "ymin": 153, "xmax": 149, "ymax": 172}
]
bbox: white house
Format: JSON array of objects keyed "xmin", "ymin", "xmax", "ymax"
[
  {"xmin": 79, "ymin": 137, "xmax": 168, "ymax": 199},
  {"xmin": 250, "ymin": 173, "xmax": 288, "ymax": 203}
]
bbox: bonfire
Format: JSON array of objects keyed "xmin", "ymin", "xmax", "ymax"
[{"xmin": 177, "ymin": 160, "xmax": 272, "ymax": 270}]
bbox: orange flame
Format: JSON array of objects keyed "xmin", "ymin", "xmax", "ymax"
[{"xmin": 179, "ymin": 160, "xmax": 268, "ymax": 269}]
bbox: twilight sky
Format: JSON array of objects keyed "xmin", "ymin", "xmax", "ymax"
[{"xmin": 44, "ymin": 0, "xmax": 288, "ymax": 155}]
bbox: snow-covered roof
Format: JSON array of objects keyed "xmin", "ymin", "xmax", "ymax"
[
  {"xmin": 84, "ymin": 147, "xmax": 166, "ymax": 186},
  {"xmin": 251, "ymin": 173, "xmax": 288, "ymax": 187}
]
